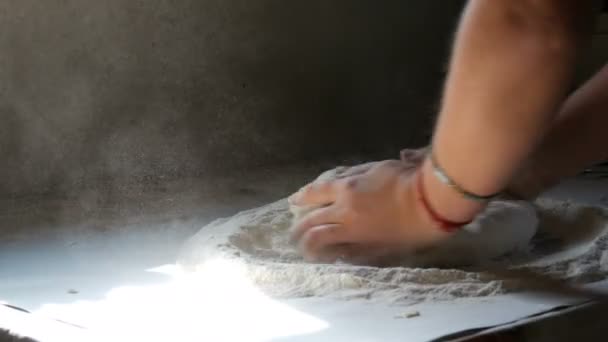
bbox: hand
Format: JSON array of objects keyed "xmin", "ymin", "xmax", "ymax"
[
  {"xmin": 289, "ymin": 159, "xmax": 451, "ymax": 265},
  {"xmin": 399, "ymin": 146, "xmax": 429, "ymax": 165},
  {"xmin": 317, "ymin": 147, "xmax": 429, "ymax": 180}
]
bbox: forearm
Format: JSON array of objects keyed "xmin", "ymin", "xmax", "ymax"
[
  {"xmin": 425, "ymin": 0, "xmax": 591, "ymax": 221},
  {"xmin": 510, "ymin": 63, "xmax": 608, "ymax": 198}
]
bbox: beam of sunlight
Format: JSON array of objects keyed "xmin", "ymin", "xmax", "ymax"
[
  {"xmin": 27, "ymin": 259, "xmax": 328, "ymax": 341},
  {"xmin": 0, "ymin": 303, "xmax": 90, "ymax": 342}
]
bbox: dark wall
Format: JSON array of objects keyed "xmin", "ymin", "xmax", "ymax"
[{"xmin": 0, "ymin": 1, "xmax": 465, "ymax": 196}]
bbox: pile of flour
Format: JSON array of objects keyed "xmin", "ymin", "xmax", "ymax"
[{"xmin": 177, "ymin": 169, "xmax": 608, "ymax": 305}]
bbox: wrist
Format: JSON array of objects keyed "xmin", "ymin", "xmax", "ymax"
[
  {"xmin": 420, "ymin": 158, "xmax": 485, "ymax": 224},
  {"xmin": 397, "ymin": 171, "xmax": 452, "ymax": 242}
]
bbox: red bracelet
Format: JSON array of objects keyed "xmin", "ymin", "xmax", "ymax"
[{"xmin": 415, "ymin": 169, "xmax": 471, "ymax": 233}]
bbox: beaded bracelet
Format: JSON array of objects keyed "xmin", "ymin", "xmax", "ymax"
[{"xmin": 429, "ymin": 152, "xmax": 500, "ymax": 202}]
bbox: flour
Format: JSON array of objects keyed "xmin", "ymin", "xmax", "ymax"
[
  {"xmin": 177, "ymin": 168, "xmax": 608, "ymax": 305},
  {"xmin": 178, "ymin": 198, "xmax": 523, "ymax": 304}
]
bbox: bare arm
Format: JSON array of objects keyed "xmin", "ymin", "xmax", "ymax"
[
  {"xmin": 510, "ymin": 63, "xmax": 608, "ymax": 199},
  {"xmin": 424, "ymin": 0, "xmax": 593, "ymax": 222},
  {"xmin": 288, "ymin": 0, "xmax": 596, "ymax": 263}
]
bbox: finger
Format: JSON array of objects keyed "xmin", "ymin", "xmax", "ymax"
[
  {"xmin": 290, "ymin": 205, "xmax": 342, "ymax": 243},
  {"xmin": 288, "ymin": 180, "xmax": 339, "ymax": 206},
  {"xmin": 399, "ymin": 148, "xmax": 417, "ymax": 161},
  {"xmin": 298, "ymin": 224, "xmax": 349, "ymax": 262}
]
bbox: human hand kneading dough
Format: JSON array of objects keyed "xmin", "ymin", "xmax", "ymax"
[
  {"xmin": 292, "ymin": 1, "xmax": 608, "ymax": 263},
  {"xmin": 289, "ymin": 160, "xmax": 450, "ymax": 264}
]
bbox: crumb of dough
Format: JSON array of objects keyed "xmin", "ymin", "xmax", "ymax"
[{"xmin": 395, "ymin": 311, "xmax": 421, "ymax": 319}]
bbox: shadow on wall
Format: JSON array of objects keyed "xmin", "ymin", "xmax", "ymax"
[{"xmin": 0, "ymin": 0, "xmax": 465, "ymax": 197}]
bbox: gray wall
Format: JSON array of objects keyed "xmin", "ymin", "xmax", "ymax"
[{"xmin": 1, "ymin": 1, "xmax": 466, "ymax": 196}]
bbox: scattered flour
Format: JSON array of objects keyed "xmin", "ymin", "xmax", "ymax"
[{"xmin": 177, "ymin": 167, "xmax": 608, "ymax": 305}]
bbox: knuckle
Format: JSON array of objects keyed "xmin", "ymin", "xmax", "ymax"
[
  {"xmin": 345, "ymin": 177, "xmax": 358, "ymax": 189},
  {"xmin": 303, "ymin": 183, "xmax": 317, "ymax": 193},
  {"xmin": 334, "ymin": 166, "xmax": 348, "ymax": 174},
  {"xmin": 337, "ymin": 177, "xmax": 359, "ymax": 194},
  {"xmin": 293, "ymin": 185, "xmax": 311, "ymax": 201},
  {"xmin": 400, "ymin": 149, "xmax": 415, "ymax": 160}
]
